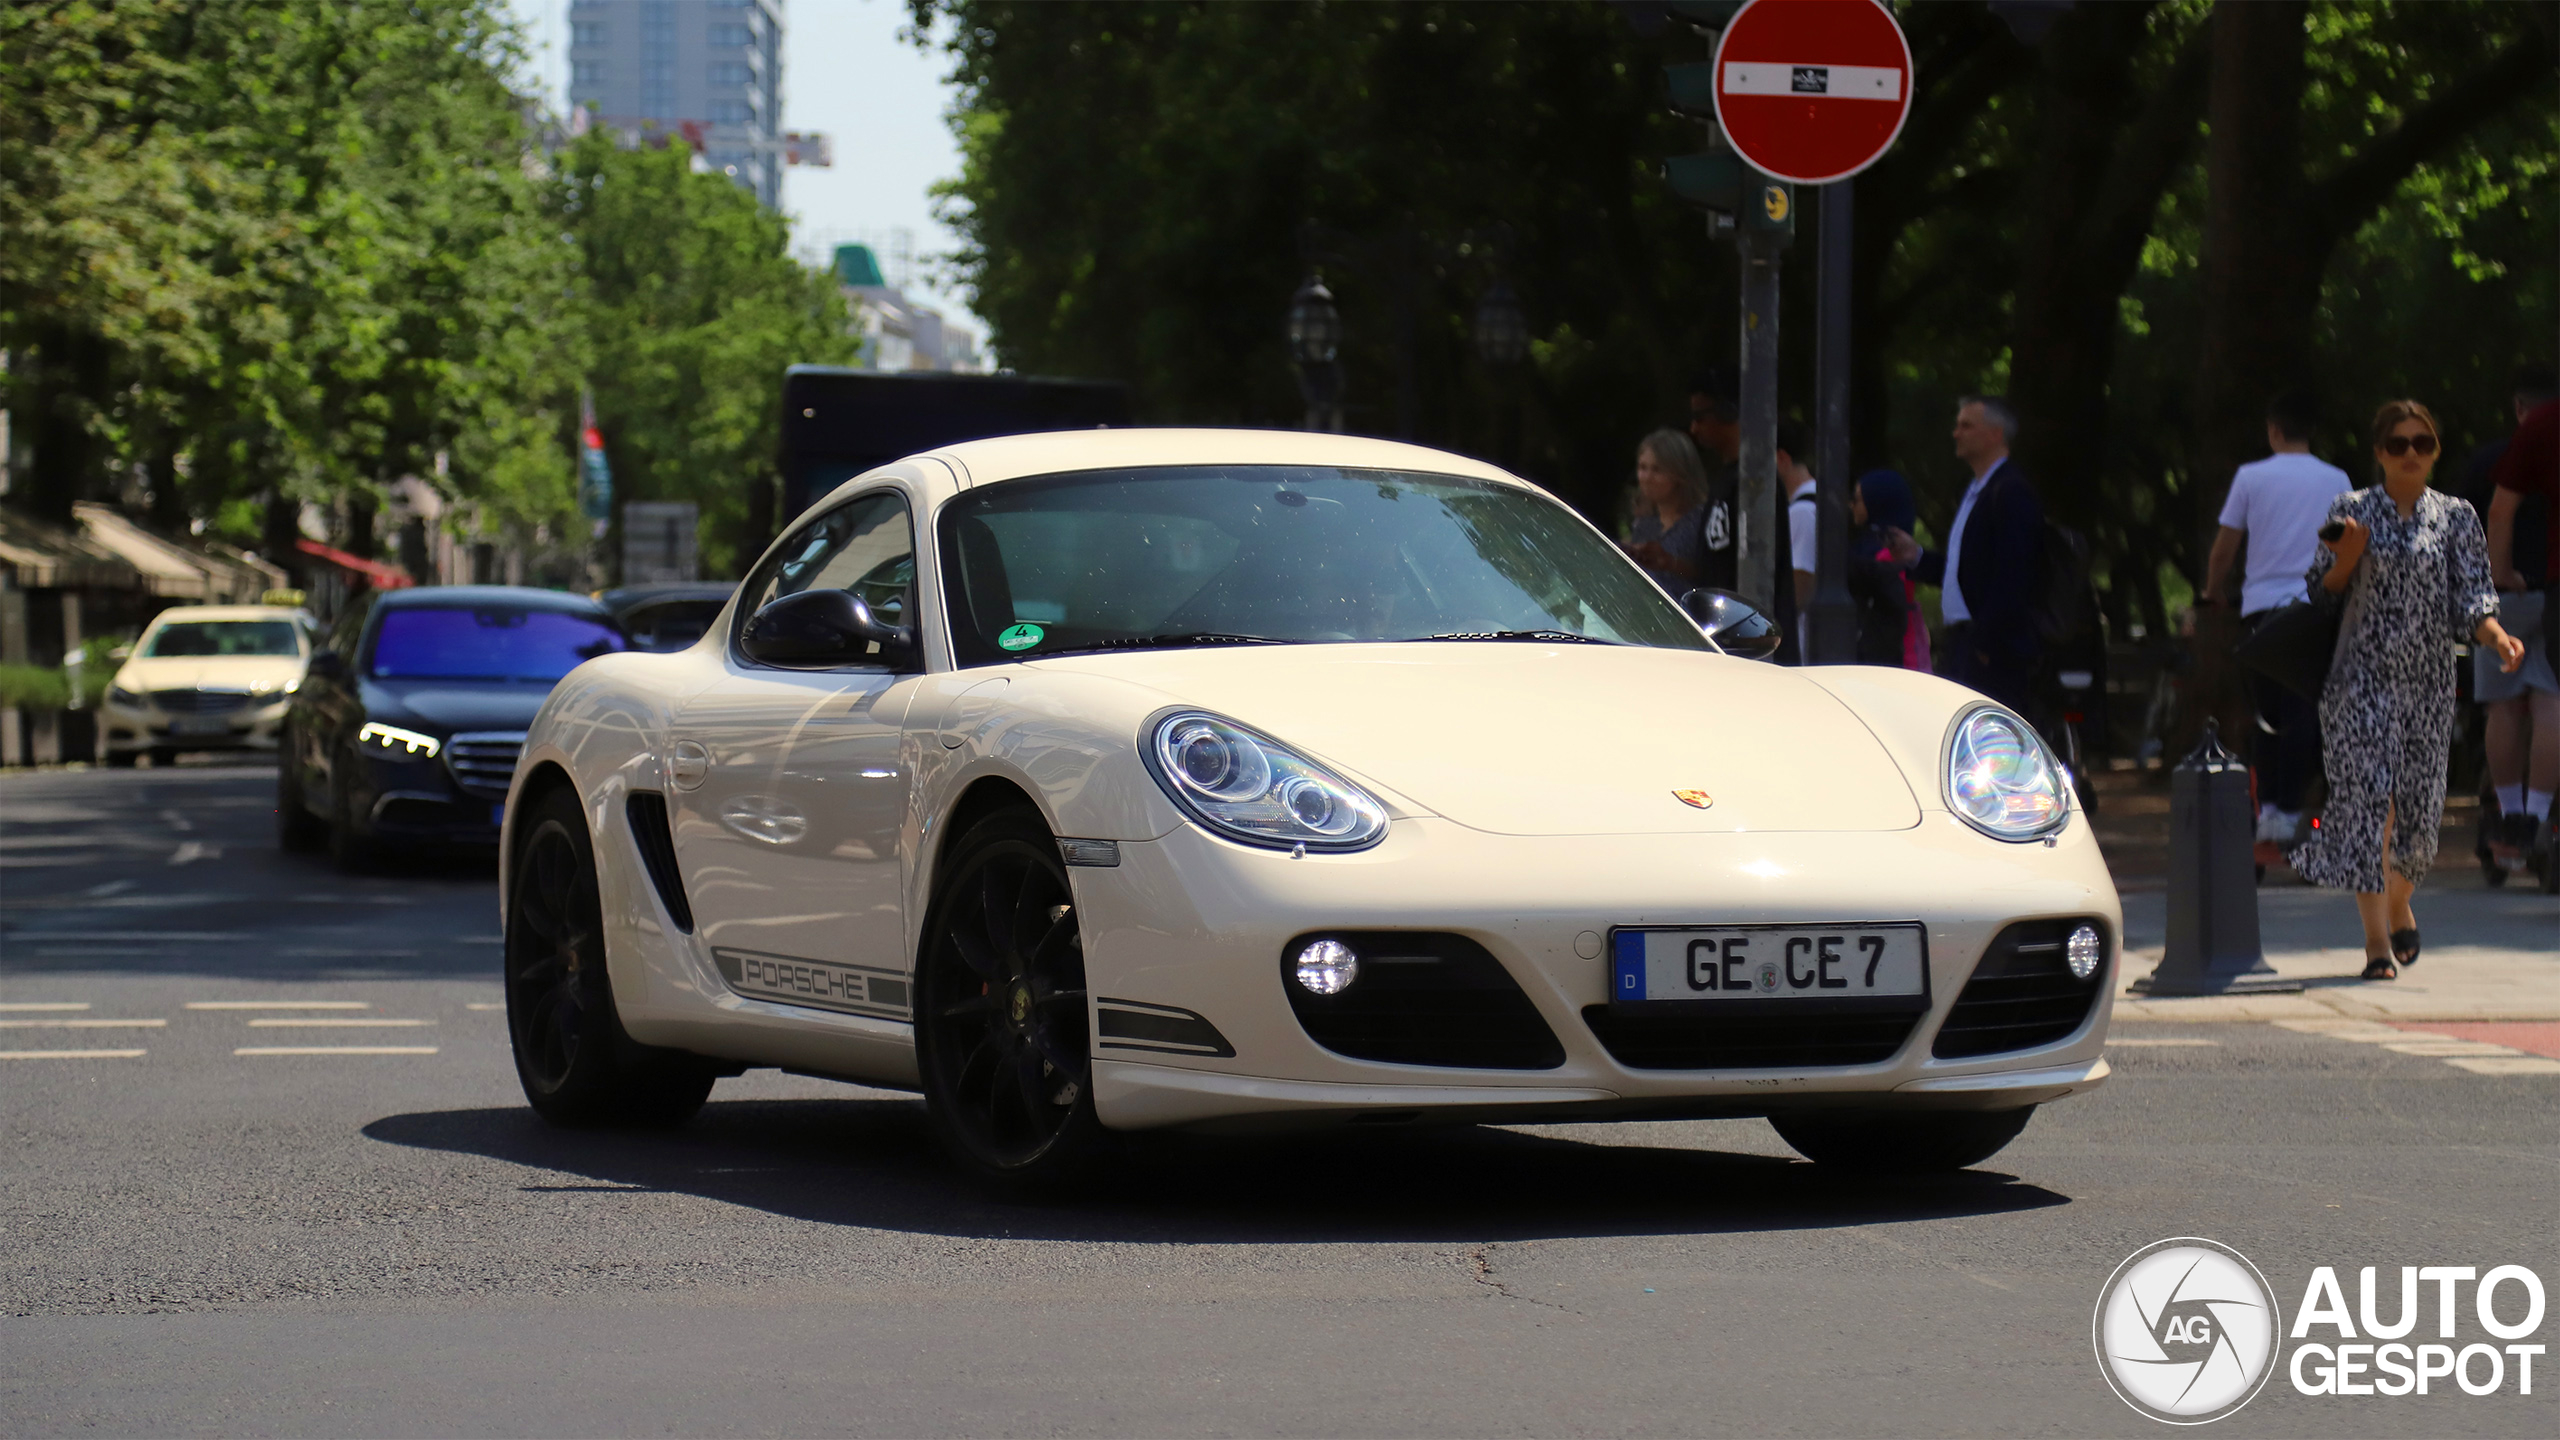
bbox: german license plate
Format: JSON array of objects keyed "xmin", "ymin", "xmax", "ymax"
[
  {"xmin": 1611, "ymin": 924, "xmax": 1927, "ymax": 1002},
  {"xmin": 169, "ymin": 715, "xmax": 231, "ymax": 736}
]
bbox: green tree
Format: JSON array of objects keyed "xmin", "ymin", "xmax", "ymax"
[{"xmin": 550, "ymin": 131, "xmax": 856, "ymax": 576}]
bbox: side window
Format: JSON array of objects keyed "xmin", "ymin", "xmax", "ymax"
[{"xmin": 735, "ymin": 490, "xmax": 916, "ymax": 666}]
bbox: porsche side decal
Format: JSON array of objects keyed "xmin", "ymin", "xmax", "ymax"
[{"xmin": 713, "ymin": 948, "xmax": 912, "ymax": 1021}]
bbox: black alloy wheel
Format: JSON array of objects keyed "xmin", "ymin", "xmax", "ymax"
[
  {"xmin": 1769, "ymin": 1106, "xmax": 2036, "ymax": 1173},
  {"xmin": 505, "ymin": 785, "xmax": 713, "ymax": 1127},
  {"xmin": 326, "ymin": 752, "xmax": 379, "ymax": 874},
  {"xmin": 916, "ymin": 809, "xmax": 1104, "ymax": 1185},
  {"xmin": 276, "ymin": 731, "xmax": 325, "ymax": 851}
]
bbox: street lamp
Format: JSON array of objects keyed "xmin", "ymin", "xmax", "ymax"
[
  {"xmin": 1472, "ymin": 279, "xmax": 1528, "ymax": 368},
  {"xmin": 1287, "ymin": 273, "xmax": 1344, "ymax": 432}
]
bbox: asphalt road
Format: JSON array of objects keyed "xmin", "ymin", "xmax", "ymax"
[{"xmin": 4, "ymin": 764, "xmax": 2555, "ymax": 1437}]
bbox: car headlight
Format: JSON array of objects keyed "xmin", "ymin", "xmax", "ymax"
[
  {"xmin": 1943, "ymin": 705, "xmax": 2068, "ymax": 840},
  {"xmin": 107, "ymin": 686, "xmax": 143, "ymax": 708},
  {"xmin": 1146, "ymin": 711, "xmax": 1388, "ymax": 852},
  {"xmin": 357, "ymin": 722, "xmax": 442, "ymax": 759}
]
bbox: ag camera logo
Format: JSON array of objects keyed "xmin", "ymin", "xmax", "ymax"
[{"xmin": 2094, "ymin": 1238, "xmax": 2281, "ymax": 1424}]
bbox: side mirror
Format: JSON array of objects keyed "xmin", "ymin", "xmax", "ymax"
[
  {"xmin": 108, "ymin": 644, "xmax": 133, "ymax": 663},
  {"xmin": 1679, "ymin": 588, "xmax": 1783, "ymax": 661},
  {"xmin": 741, "ymin": 589, "xmax": 916, "ymax": 669},
  {"xmin": 308, "ymin": 649, "xmax": 346, "ymax": 681}
]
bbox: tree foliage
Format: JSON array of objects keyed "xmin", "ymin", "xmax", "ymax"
[
  {"xmin": 918, "ymin": 0, "xmax": 2557, "ymax": 626},
  {"xmin": 1, "ymin": 0, "xmax": 851, "ymax": 578}
]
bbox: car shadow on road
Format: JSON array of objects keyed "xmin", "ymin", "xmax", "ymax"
[{"xmin": 366, "ymin": 1097, "xmax": 2070, "ymax": 1244}]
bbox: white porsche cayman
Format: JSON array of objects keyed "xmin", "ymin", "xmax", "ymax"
[{"xmin": 501, "ymin": 428, "xmax": 2117, "ymax": 1183}]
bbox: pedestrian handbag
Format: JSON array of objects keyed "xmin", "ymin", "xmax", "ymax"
[{"xmin": 2233, "ymin": 591, "xmax": 2343, "ymax": 703}]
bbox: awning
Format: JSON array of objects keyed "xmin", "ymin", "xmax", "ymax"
[
  {"xmin": 0, "ymin": 506, "xmax": 142, "ymax": 591},
  {"xmin": 295, "ymin": 538, "xmax": 414, "ymax": 589},
  {"xmin": 71, "ymin": 502, "xmax": 284, "ymax": 602}
]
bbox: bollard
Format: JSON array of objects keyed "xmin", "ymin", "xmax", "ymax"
[{"xmin": 2132, "ymin": 720, "xmax": 2302, "ymax": 996}]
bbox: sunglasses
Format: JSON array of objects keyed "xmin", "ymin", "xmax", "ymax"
[{"xmin": 2380, "ymin": 432, "xmax": 2438, "ymax": 457}]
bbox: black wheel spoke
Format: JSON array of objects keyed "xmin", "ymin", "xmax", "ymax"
[{"xmin": 922, "ymin": 829, "xmax": 1095, "ymax": 1169}]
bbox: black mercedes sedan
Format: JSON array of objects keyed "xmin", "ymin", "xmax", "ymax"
[{"xmin": 278, "ymin": 586, "xmax": 624, "ymax": 869}]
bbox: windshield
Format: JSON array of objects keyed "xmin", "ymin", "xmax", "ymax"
[
  {"xmin": 939, "ymin": 466, "xmax": 1709, "ymax": 666},
  {"xmin": 143, "ymin": 620, "xmax": 303, "ymax": 658},
  {"xmin": 368, "ymin": 607, "xmax": 623, "ymax": 682}
]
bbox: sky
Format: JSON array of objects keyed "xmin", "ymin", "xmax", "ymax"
[{"xmin": 504, "ymin": 0, "xmax": 984, "ymax": 338}]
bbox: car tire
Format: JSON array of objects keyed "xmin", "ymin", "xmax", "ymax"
[
  {"xmin": 106, "ymin": 749, "xmax": 139, "ymax": 769},
  {"xmin": 276, "ymin": 737, "xmax": 326, "ymax": 852},
  {"xmin": 1770, "ymin": 1106, "xmax": 2036, "ymax": 1173},
  {"xmin": 504, "ymin": 784, "xmax": 716, "ymax": 1128},
  {"xmin": 326, "ymin": 758, "xmax": 380, "ymax": 874},
  {"xmin": 149, "ymin": 747, "xmax": 178, "ymax": 768},
  {"xmin": 914, "ymin": 806, "xmax": 1107, "ymax": 1190}
]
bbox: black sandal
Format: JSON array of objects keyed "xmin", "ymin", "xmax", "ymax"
[
  {"xmin": 2390, "ymin": 928, "xmax": 2421, "ymax": 968},
  {"xmin": 2360, "ymin": 956, "xmax": 2398, "ymax": 981}
]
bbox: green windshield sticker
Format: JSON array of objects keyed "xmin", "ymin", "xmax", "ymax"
[{"xmin": 998, "ymin": 622, "xmax": 1045, "ymax": 652}]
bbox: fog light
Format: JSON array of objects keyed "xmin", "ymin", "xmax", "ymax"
[
  {"xmin": 1293, "ymin": 938, "xmax": 1358, "ymax": 995},
  {"xmin": 2067, "ymin": 924, "xmax": 2103, "ymax": 980}
]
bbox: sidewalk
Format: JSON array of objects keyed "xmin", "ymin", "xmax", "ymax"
[{"xmin": 2091, "ymin": 770, "xmax": 2560, "ymax": 1022}]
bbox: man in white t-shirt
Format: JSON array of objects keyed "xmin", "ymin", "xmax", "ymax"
[
  {"xmin": 2203, "ymin": 391, "xmax": 2352, "ymax": 844},
  {"xmin": 1777, "ymin": 422, "xmax": 1819, "ymax": 659}
]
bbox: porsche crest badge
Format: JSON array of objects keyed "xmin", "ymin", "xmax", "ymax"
[{"xmin": 1673, "ymin": 789, "xmax": 1714, "ymax": 809}]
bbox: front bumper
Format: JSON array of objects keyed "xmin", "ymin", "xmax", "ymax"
[
  {"xmin": 345, "ymin": 734, "xmax": 520, "ymax": 847},
  {"xmin": 104, "ymin": 699, "xmax": 288, "ymax": 753},
  {"xmin": 1070, "ymin": 810, "xmax": 2121, "ymax": 1132}
]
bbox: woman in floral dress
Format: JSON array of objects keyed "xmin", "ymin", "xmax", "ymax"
[{"xmin": 2293, "ymin": 400, "xmax": 2527, "ymax": 979}]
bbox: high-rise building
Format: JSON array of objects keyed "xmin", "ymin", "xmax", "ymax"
[{"xmin": 566, "ymin": 0, "xmax": 784, "ymax": 208}]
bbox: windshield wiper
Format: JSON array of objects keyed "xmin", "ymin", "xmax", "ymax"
[
  {"xmin": 1043, "ymin": 632, "xmax": 1292, "ymax": 655},
  {"xmin": 1416, "ymin": 629, "xmax": 1614, "ymax": 644}
]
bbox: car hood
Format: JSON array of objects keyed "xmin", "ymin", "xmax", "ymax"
[
  {"xmin": 114, "ymin": 655, "xmax": 304, "ymax": 694},
  {"xmin": 1035, "ymin": 643, "xmax": 1923, "ymax": 836},
  {"xmin": 361, "ymin": 680, "xmax": 553, "ymax": 733}
]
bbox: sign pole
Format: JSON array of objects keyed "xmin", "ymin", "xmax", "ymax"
[
  {"xmin": 1810, "ymin": 178, "xmax": 1856, "ymax": 663},
  {"xmin": 1736, "ymin": 222, "xmax": 1782, "ymax": 617}
]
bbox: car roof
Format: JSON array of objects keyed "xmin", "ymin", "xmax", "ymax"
[
  {"xmin": 598, "ymin": 583, "xmax": 736, "ymax": 614},
  {"xmin": 375, "ymin": 585, "xmax": 611, "ymax": 616},
  {"xmin": 921, "ymin": 427, "xmax": 1531, "ymax": 491},
  {"xmin": 145, "ymin": 605, "xmax": 307, "ymax": 625}
]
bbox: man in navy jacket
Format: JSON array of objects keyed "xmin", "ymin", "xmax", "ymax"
[{"xmin": 1913, "ymin": 396, "xmax": 2043, "ymax": 715}]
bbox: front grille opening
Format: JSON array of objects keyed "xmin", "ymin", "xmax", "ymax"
[
  {"xmin": 152, "ymin": 689, "xmax": 254, "ymax": 714},
  {"xmin": 625, "ymin": 792, "xmax": 694, "ymax": 934},
  {"xmin": 445, "ymin": 731, "xmax": 526, "ymax": 799},
  {"xmin": 1284, "ymin": 931, "xmax": 1565, "ymax": 1070},
  {"xmin": 1931, "ymin": 917, "xmax": 2108, "ymax": 1059},
  {"xmin": 1582, "ymin": 1005, "xmax": 1921, "ymax": 1070}
]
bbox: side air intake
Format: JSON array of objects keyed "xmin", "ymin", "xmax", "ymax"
[{"xmin": 625, "ymin": 792, "xmax": 694, "ymax": 934}]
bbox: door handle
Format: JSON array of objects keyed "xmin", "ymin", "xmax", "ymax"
[{"xmin": 670, "ymin": 740, "xmax": 711, "ymax": 790}]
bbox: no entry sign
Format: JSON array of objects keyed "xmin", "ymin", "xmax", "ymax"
[{"xmin": 1711, "ymin": 0, "xmax": 1913, "ymax": 186}]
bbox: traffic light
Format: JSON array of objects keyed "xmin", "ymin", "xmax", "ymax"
[{"xmin": 1658, "ymin": 2, "xmax": 1793, "ymax": 240}]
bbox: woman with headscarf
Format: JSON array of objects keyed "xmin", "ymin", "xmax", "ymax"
[
  {"xmin": 2291, "ymin": 400, "xmax": 2526, "ymax": 979},
  {"xmin": 1623, "ymin": 428, "xmax": 1710, "ymax": 595},
  {"xmin": 1850, "ymin": 469, "xmax": 1929, "ymax": 670}
]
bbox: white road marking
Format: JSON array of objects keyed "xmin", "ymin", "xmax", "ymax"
[
  {"xmin": 0, "ymin": 1003, "xmax": 90, "ymax": 1012},
  {"xmin": 2447, "ymin": 1057, "xmax": 2560, "ymax": 1076},
  {"xmin": 244, "ymin": 1009, "xmax": 430, "ymax": 1019},
  {"xmin": 2272, "ymin": 1020, "xmax": 2557, "ymax": 1077},
  {"xmin": 233, "ymin": 1046, "xmax": 438, "ymax": 1056},
  {"xmin": 82, "ymin": 879, "xmax": 135, "ymax": 897},
  {"xmin": 167, "ymin": 841, "xmax": 219, "ymax": 866},
  {"xmin": 21, "ymin": 948, "xmax": 156, "ymax": 957},
  {"xmin": 2109, "ymin": 1038, "xmax": 2221, "ymax": 1047},
  {"xmin": 0, "ymin": 1019, "xmax": 167, "ymax": 1028},
  {"xmin": 460, "ymin": 936, "xmax": 503, "ymax": 945},
  {"xmin": 42, "ymin": 931, "xmax": 246, "ymax": 941},
  {"xmin": 464, "ymin": 1002, "xmax": 505, "ymax": 1011},
  {"xmin": 2382, "ymin": 1040, "xmax": 2522, "ymax": 1057},
  {"xmin": 281, "ymin": 948, "xmax": 420, "ymax": 958},
  {"xmin": 159, "ymin": 808, "xmax": 194, "ymax": 833},
  {"xmin": 185, "ymin": 1001, "xmax": 370, "ymax": 1010},
  {"xmin": 0, "ymin": 1049, "xmax": 147, "ymax": 1060}
]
